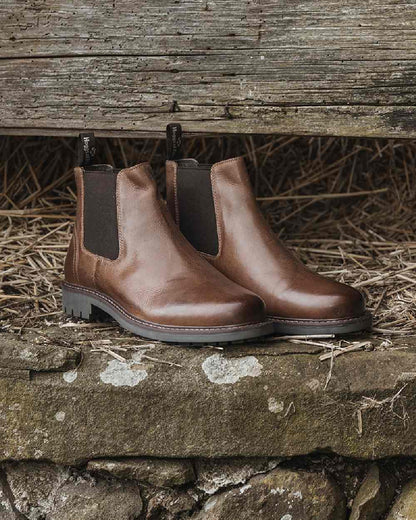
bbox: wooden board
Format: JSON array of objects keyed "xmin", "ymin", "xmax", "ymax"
[{"xmin": 1, "ymin": 0, "xmax": 416, "ymax": 137}]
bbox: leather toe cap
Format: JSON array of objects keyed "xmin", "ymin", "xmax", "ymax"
[
  {"xmin": 190, "ymin": 291, "xmax": 267, "ymax": 327},
  {"xmin": 226, "ymin": 292, "xmax": 267, "ymax": 325},
  {"xmin": 269, "ymin": 275, "xmax": 367, "ymax": 320},
  {"xmin": 145, "ymin": 287, "xmax": 267, "ymax": 328},
  {"xmin": 326, "ymin": 282, "xmax": 366, "ymax": 319}
]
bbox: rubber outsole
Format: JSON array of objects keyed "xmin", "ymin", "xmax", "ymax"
[
  {"xmin": 62, "ymin": 283, "xmax": 274, "ymax": 344},
  {"xmin": 270, "ymin": 311, "xmax": 373, "ymax": 335}
]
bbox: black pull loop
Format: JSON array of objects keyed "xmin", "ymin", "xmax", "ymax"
[
  {"xmin": 166, "ymin": 123, "xmax": 183, "ymax": 160},
  {"xmin": 77, "ymin": 132, "xmax": 96, "ymax": 167}
]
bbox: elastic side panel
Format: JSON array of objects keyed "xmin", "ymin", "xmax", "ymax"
[
  {"xmin": 83, "ymin": 169, "xmax": 119, "ymax": 260},
  {"xmin": 177, "ymin": 165, "xmax": 219, "ymax": 255}
]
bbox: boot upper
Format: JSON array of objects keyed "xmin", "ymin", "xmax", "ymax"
[
  {"xmin": 166, "ymin": 156, "xmax": 366, "ymax": 321},
  {"xmin": 65, "ymin": 162, "xmax": 267, "ymax": 328}
]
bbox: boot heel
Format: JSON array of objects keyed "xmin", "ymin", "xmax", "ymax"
[{"xmin": 62, "ymin": 286, "xmax": 93, "ymax": 320}]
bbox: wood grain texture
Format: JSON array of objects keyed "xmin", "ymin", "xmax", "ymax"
[{"xmin": 1, "ymin": 0, "xmax": 416, "ymax": 137}]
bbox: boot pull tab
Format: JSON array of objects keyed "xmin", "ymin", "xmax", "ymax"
[
  {"xmin": 77, "ymin": 132, "xmax": 96, "ymax": 167},
  {"xmin": 166, "ymin": 123, "xmax": 183, "ymax": 160}
]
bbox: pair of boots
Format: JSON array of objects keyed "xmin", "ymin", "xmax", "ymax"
[{"xmin": 63, "ymin": 126, "xmax": 372, "ymax": 343}]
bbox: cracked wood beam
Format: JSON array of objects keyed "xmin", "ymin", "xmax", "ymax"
[{"xmin": 1, "ymin": 0, "xmax": 416, "ymax": 138}]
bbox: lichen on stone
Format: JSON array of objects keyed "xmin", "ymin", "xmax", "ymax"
[{"xmin": 201, "ymin": 354, "xmax": 262, "ymax": 385}]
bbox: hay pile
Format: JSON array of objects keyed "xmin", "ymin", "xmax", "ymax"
[{"xmin": 1, "ymin": 134, "xmax": 415, "ymax": 337}]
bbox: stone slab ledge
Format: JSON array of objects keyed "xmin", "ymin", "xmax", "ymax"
[{"xmin": 2, "ymin": 330, "xmax": 416, "ymax": 463}]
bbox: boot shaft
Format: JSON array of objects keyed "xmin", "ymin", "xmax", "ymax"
[
  {"xmin": 72, "ymin": 133, "xmax": 121, "ymax": 261},
  {"xmin": 65, "ymin": 133, "xmax": 157, "ymax": 285},
  {"xmin": 166, "ymin": 158, "xmax": 219, "ymax": 256},
  {"xmin": 166, "ymin": 154, "xmax": 264, "ymax": 261}
]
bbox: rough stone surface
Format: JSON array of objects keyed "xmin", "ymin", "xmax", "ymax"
[
  {"xmin": 145, "ymin": 488, "xmax": 198, "ymax": 520},
  {"xmin": 386, "ymin": 478, "xmax": 416, "ymax": 520},
  {"xmin": 196, "ymin": 458, "xmax": 280, "ymax": 495},
  {"xmin": 4, "ymin": 462, "xmax": 71, "ymax": 518},
  {"xmin": 0, "ymin": 458, "xmax": 409, "ymax": 520},
  {"xmin": 350, "ymin": 463, "xmax": 397, "ymax": 520},
  {"xmin": 3, "ymin": 335, "xmax": 416, "ymax": 463},
  {"xmin": 47, "ymin": 480, "xmax": 142, "ymax": 520},
  {"xmin": 334, "ymin": 461, "xmax": 370, "ymax": 509},
  {"xmin": 3, "ymin": 462, "xmax": 142, "ymax": 520},
  {"xmin": 194, "ymin": 468, "xmax": 346, "ymax": 520},
  {"xmin": 0, "ymin": 471, "xmax": 16, "ymax": 520},
  {"xmin": 0, "ymin": 337, "xmax": 80, "ymax": 372},
  {"xmin": 87, "ymin": 458, "xmax": 195, "ymax": 487}
]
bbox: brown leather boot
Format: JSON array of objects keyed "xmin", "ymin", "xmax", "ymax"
[
  {"xmin": 165, "ymin": 126, "xmax": 372, "ymax": 335},
  {"xmin": 62, "ymin": 134, "xmax": 273, "ymax": 343}
]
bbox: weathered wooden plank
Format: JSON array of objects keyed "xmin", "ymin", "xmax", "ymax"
[{"xmin": 1, "ymin": 0, "xmax": 416, "ymax": 137}]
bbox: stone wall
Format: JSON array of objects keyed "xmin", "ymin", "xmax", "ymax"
[
  {"xmin": 1, "ymin": 456, "xmax": 416, "ymax": 519},
  {"xmin": 3, "ymin": 330, "xmax": 416, "ymax": 519}
]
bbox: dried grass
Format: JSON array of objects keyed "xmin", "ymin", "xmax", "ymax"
[{"xmin": 1, "ymin": 134, "xmax": 415, "ymax": 340}]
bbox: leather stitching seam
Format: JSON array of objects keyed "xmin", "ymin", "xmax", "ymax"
[
  {"xmin": 269, "ymin": 313, "xmax": 371, "ymax": 325},
  {"xmin": 206, "ymin": 162, "xmax": 223, "ymax": 258}
]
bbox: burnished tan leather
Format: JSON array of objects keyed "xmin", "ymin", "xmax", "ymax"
[
  {"xmin": 166, "ymin": 157, "xmax": 367, "ymax": 321},
  {"xmin": 65, "ymin": 163, "xmax": 267, "ymax": 328}
]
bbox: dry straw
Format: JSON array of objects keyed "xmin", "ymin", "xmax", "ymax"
[{"xmin": 1, "ymin": 134, "xmax": 415, "ymax": 340}]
